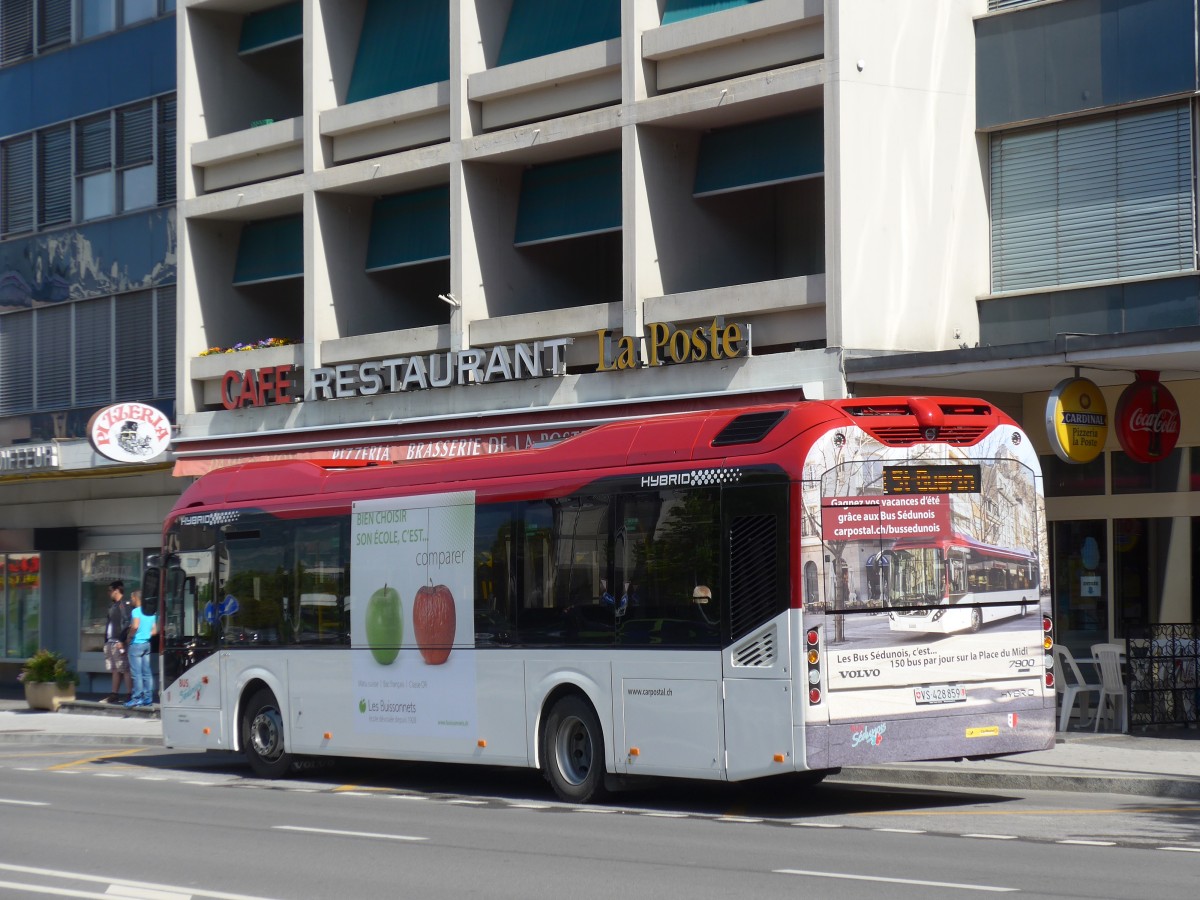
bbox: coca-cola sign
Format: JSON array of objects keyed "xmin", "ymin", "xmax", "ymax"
[{"xmin": 1115, "ymin": 371, "xmax": 1180, "ymax": 464}]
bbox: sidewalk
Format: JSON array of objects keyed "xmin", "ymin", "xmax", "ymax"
[{"xmin": 1, "ymin": 689, "xmax": 1198, "ymax": 799}]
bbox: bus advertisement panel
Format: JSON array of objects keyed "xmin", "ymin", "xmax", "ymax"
[
  {"xmin": 802, "ymin": 423, "xmax": 1050, "ymax": 768},
  {"xmin": 350, "ymin": 491, "xmax": 476, "ymax": 738}
]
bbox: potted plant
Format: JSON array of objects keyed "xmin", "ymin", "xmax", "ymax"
[{"xmin": 19, "ymin": 649, "xmax": 79, "ymax": 711}]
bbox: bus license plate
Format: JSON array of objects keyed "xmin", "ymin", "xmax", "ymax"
[{"xmin": 914, "ymin": 684, "xmax": 966, "ymax": 705}]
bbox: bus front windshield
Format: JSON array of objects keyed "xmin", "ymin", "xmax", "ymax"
[{"xmin": 890, "ymin": 548, "xmax": 946, "ymax": 607}]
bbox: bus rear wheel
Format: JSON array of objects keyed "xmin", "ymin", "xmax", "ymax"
[
  {"xmin": 242, "ymin": 688, "xmax": 293, "ymax": 779},
  {"xmin": 542, "ymin": 695, "xmax": 607, "ymax": 804}
]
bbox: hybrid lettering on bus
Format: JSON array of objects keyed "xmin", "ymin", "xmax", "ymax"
[{"xmin": 146, "ymin": 397, "xmax": 1055, "ymax": 802}]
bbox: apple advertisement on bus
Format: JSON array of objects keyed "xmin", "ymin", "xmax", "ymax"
[
  {"xmin": 802, "ymin": 425, "xmax": 1051, "ymax": 758},
  {"xmin": 350, "ymin": 491, "xmax": 477, "ymax": 737}
]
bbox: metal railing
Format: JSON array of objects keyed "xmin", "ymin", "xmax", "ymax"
[{"xmin": 1126, "ymin": 624, "xmax": 1199, "ymax": 728}]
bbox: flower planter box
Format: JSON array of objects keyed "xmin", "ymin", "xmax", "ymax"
[{"xmin": 24, "ymin": 681, "xmax": 75, "ymax": 711}]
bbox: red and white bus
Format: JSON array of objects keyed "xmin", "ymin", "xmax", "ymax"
[
  {"xmin": 886, "ymin": 534, "xmax": 1039, "ymax": 635},
  {"xmin": 148, "ymin": 397, "xmax": 1055, "ymax": 802}
]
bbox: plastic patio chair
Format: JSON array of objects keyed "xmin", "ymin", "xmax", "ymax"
[
  {"xmin": 1051, "ymin": 643, "xmax": 1101, "ymax": 731},
  {"xmin": 1091, "ymin": 642, "xmax": 1128, "ymax": 732}
]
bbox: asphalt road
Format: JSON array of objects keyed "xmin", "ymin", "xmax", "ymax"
[{"xmin": 0, "ymin": 744, "xmax": 1197, "ymax": 899}]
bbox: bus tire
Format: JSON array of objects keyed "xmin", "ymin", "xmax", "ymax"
[
  {"xmin": 541, "ymin": 695, "xmax": 607, "ymax": 804},
  {"xmin": 969, "ymin": 607, "xmax": 983, "ymax": 633},
  {"xmin": 242, "ymin": 688, "xmax": 293, "ymax": 779}
]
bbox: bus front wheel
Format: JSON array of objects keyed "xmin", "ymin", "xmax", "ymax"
[
  {"xmin": 969, "ymin": 607, "xmax": 983, "ymax": 633},
  {"xmin": 541, "ymin": 695, "xmax": 607, "ymax": 804},
  {"xmin": 242, "ymin": 688, "xmax": 293, "ymax": 779}
]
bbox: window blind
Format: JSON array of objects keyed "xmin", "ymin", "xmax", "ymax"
[
  {"xmin": 117, "ymin": 103, "xmax": 154, "ymax": 167},
  {"xmin": 0, "ymin": 0, "xmax": 33, "ymax": 64},
  {"xmin": 1, "ymin": 135, "xmax": 34, "ymax": 234},
  {"xmin": 990, "ymin": 103, "xmax": 1194, "ymax": 292},
  {"xmin": 0, "ymin": 311, "xmax": 33, "ymax": 415},
  {"xmin": 115, "ymin": 291, "xmax": 153, "ymax": 398},
  {"xmin": 37, "ymin": 0, "xmax": 70, "ymax": 50},
  {"xmin": 38, "ymin": 124, "xmax": 71, "ymax": 227},
  {"xmin": 77, "ymin": 116, "xmax": 112, "ymax": 173},
  {"xmin": 35, "ymin": 303, "xmax": 71, "ymax": 409},
  {"xmin": 157, "ymin": 96, "xmax": 175, "ymax": 204},
  {"xmin": 75, "ymin": 297, "xmax": 112, "ymax": 405}
]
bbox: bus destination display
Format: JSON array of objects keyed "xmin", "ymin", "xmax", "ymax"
[{"xmin": 883, "ymin": 465, "xmax": 981, "ymax": 495}]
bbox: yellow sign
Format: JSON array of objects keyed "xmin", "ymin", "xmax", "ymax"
[
  {"xmin": 965, "ymin": 726, "xmax": 1000, "ymax": 738},
  {"xmin": 1045, "ymin": 376, "xmax": 1108, "ymax": 463}
]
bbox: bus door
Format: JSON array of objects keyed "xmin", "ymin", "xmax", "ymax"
[
  {"xmin": 721, "ymin": 483, "xmax": 794, "ymax": 781},
  {"xmin": 158, "ymin": 547, "xmax": 222, "ymax": 722}
]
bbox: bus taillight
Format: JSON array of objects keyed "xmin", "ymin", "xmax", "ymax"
[
  {"xmin": 1043, "ymin": 616, "xmax": 1055, "ymax": 688},
  {"xmin": 806, "ymin": 629, "xmax": 822, "ymax": 704}
]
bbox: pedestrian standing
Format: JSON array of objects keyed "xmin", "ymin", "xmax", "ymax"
[
  {"xmin": 125, "ymin": 590, "xmax": 157, "ymax": 708},
  {"xmin": 102, "ymin": 581, "xmax": 132, "ymax": 703}
]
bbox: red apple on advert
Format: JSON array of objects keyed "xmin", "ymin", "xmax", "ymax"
[{"xmin": 413, "ymin": 583, "xmax": 456, "ymax": 665}]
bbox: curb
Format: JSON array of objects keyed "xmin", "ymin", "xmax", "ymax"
[{"xmin": 830, "ymin": 766, "xmax": 1200, "ymax": 801}]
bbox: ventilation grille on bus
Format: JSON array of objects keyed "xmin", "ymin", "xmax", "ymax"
[
  {"xmin": 732, "ymin": 625, "xmax": 777, "ymax": 667},
  {"xmin": 869, "ymin": 425, "xmax": 988, "ymax": 446},
  {"xmin": 712, "ymin": 410, "xmax": 788, "ymax": 447},
  {"xmin": 729, "ymin": 513, "xmax": 780, "ymax": 640},
  {"xmin": 842, "ymin": 402, "xmax": 992, "ymax": 447}
]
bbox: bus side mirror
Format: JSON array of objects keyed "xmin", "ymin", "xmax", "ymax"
[{"xmin": 142, "ymin": 567, "xmax": 162, "ymax": 617}]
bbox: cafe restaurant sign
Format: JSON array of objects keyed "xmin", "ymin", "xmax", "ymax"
[
  {"xmin": 1045, "ymin": 376, "xmax": 1108, "ymax": 464},
  {"xmin": 220, "ymin": 319, "xmax": 751, "ymax": 410}
]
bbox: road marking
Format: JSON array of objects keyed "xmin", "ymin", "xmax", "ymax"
[
  {"xmin": 46, "ymin": 748, "xmax": 147, "ymax": 772},
  {"xmin": 643, "ymin": 812, "xmax": 687, "ymax": 818},
  {"xmin": 182, "ymin": 781, "xmax": 214, "ymax": 786},
  {"xmin": 874, "ymin": 828, "xmax": 926, "ymax": 834},
  {"xmin": 273, "ymin": 826, "xmax": 426, "ymax": 842},
  {"xmin": 962, "ymin": 834, "xmax": 1019, "ymax": 840},
  {"xmin": 572, "ymin": 807, "xmax": 614, "ymax": 814},
  {"xmin": 716, "ymin": 816, "xmax": 762, "ymax": 824},
  {"xmin": 334, "ymin": 791, "xmax": 372, "ymax": 797},
  {"xmin": 1057, "ymin": 840, "xmax": 1116, "ymax": 846},
  {"xmin": 793, "ymin": 822, "xmax": 843, "ymax": 828},
  {"xmin": 138, "ymin": 777, "xmax": 168, "ymax": 782},
  {"xmin": 444, "ymin": 799, "xmax": 485, "ymax": 806},
  {"xmin": 0, "ymin": 862, "xmax": 290, "ymax": 900},
  {"xmin": 105, "ymin": 886, "xmax": 190, "ymax": 900},
  {"xmin": 774, "ymin": 869, "xmax": 1017, "ymax": 893},
  {"xmin": 1158, "ymin": 846, "xmax": 1200, "ymax": 852},
  {"xmin": 93, "ymin": 773, "xmax": 124, "ymax": 778},
  {"xmin": 388, "ymin": 794, "xmax": 429, "ymax": 801},
  {"xmin": 853, "ymin": 804, "xmax": 1200, "ymax": 818},
  {"xmin": 0, "ymin": 798, "xmax": 48, "ymax": 806},
  {"xmin": 507, "ymin": 802, "xmax": 551, "ymax": 809}
]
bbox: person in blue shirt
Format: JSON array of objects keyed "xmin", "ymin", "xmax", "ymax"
[{"xmin": 125, "ymin": 590, "xmax": 157, "ymax": 708}]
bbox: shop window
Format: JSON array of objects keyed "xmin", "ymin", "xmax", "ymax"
[
  {"xmin": 79, "ymin": 551, "xmax": 142, "ymax": 654},
  {"xmin": 1050, "ymin": 521, "xmax": 1107, "ymax": 660},
  {"xmin": 1113, "ymin": 518, "xmax": 1175, "ymax": 637},
  {"xmin": 1040, "ymin": 453, "xmax": 1105, "ymax": 497},
  {"xmin": 2, "ymin": 554, "xmax": 40, "ymax": 659},
  {"xmin": 1111, "ymin": 449, "xmax": 1182, "ymax": 494}
]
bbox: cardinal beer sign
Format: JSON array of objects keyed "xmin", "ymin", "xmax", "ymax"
[
  {"xmin": 1045, "ymin": 376, "xmax": 1107, "ymax": 464},
  {"xmin": 1115, "ymin": 371, "xmax": 1180, "ymax": 464}
]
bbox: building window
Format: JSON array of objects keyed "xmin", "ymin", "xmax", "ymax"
[
  {"xmin": 990, "ymin": 103, "xmax": 1194, "ymax": 293},
  {"xmin": 76, "ymin": 114, "xmax": 114, "ymax": 220},
  {"xmin": 1, "ymin": 0, "xmax": 172, "ymax": 66},
  {"xmin": 1, "ymin": 94, "xmax": 173, "ymax": 233},
  {"xmin": 0, "ymin": 133, "xmax": 34, "ymax": 235},
  {"xmin": 2, "ymin": 554, "xmax": 40, "ymax": 659},
  {"xmin": 79, "ymin": 551, "xmax": 142, "ymax": 654},
  {"xmin": 0, "ymin": 286, "xmax": 175, "ymax": 416}
]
